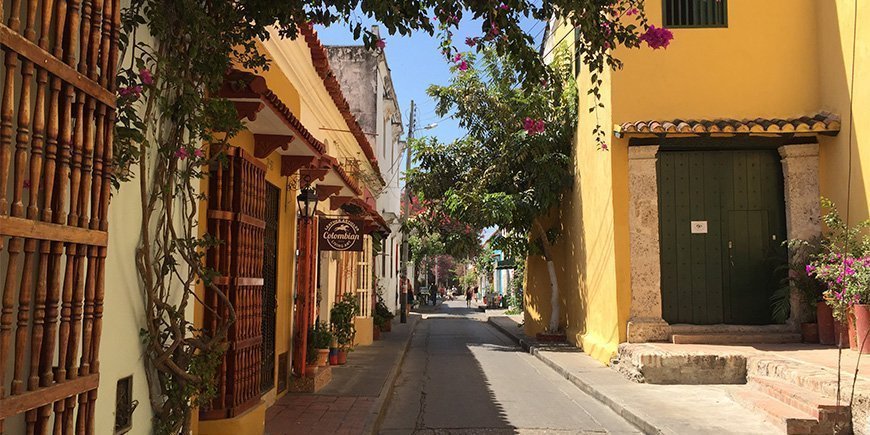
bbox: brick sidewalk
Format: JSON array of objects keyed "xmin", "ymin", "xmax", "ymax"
[
  {"xmin": 264, "ymin": 314, "xmax": 419, "ymax": 435},
  {"xmin": 264, "ymin": 395, "xmax": 375, "ymax": 435}
]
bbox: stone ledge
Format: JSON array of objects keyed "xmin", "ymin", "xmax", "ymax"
[{"xmin": 287, "ymin": 366, "xmax": 332, "ymax": 393}]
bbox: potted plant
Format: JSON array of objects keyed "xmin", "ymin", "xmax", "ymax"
[
  {"xmin": 305, "ymin": 329, "xmax": 319, "ymax": 376},
  {"xmin": 330, "ymin": 292, "xmax": 359, "ymax": 364},
  {"xmin": 804, "ymin": 198, "xmax": 870, "ymax": 352},
  {"xmin": 328, "ymin": 336, "xmax": 339, "ymax": 366},
  {"xmin": 374, "ymin": 294, "xmax": 395, "ymax": 332},
  {"xmin": 773, "ymin": 238, "xmax": 825, "ymax": 343},
  {"xmin": 372, "ymin": 313, "xmax": 382, "ymax": 341},
  {"xmin": 312, "ymin": 322, "xmax": 332, "ymax": 367}
]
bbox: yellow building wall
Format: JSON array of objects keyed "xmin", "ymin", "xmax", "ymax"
[
  {"xmin": 524, "ymin": 23, "xmax": 627, "ymax": 363},
  {"xmin": 527, "ymin": 1, "xmax": 832, "ymax": 365},
  {"xmin": 816, "ymin": 0, "xmax": 869, "ymax": 225},
  {"xmin": 611, "ymin": 0, "xmax": 821, "ymax": 123}
]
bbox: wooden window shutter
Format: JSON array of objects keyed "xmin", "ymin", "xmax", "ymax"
[
  {"xmin": 0, "ymin": 0, "xmax": 121, "ymax": 433},
  {"xmin": 200, "ymin": 146, "xmax": 266, "ymax": 420}
]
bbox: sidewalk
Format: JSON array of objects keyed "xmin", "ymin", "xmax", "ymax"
[
  {"xmin": 488, "ymin": 316, "xmax": 781, "ymax": 435},
  {"xmin": 264, "ymin": 314, "xmax": 420, "ymax": 435}
]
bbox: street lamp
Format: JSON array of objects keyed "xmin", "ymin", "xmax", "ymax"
[{"xmin": 296, "ymin": 184, "xmax": 319, "ymax": 219}]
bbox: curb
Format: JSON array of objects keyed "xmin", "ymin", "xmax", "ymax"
[
  {"xmin": 486, "ymin": 317, "xmax": 662, "ymax": 435},
  {"xmin": 363, "ymin": 315, "xmax": 420, "ymax": 435}
]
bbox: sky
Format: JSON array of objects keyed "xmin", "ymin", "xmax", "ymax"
[{"xmin": 316, "ymin": 13, "xmax": 545, "ymax": 145}]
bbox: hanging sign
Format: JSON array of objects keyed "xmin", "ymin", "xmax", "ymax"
[{"xmin": 318, "ymin": 218, "xmax": 364, "ymax": 251}]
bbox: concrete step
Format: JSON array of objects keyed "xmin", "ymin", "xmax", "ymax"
[
  {"xmin": 672, "ymin": 333, "xmax": 802, "ymax": 344},
  {"xmin": 749, "ymin": 376, "xmax": 851, "ymax": 425},
  {"xmin": 747, "ymin": 357, "xmax": 842, "ymax": 399},
  {"xmin": 728, "ymin": 387, "xmax": 841, "ymax": 434}
]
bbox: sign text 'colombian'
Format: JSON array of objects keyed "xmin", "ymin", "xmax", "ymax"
[{"xmin": 318, "ymin": 218, "xmax": 364, "ymax": 251}]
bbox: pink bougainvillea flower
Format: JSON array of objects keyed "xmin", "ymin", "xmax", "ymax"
[
  {"xmin": 118, "ymin": 85, "xmax": 143, "ymax": 99},
  {"xmin": 139, "ymin": 68, "xmax": 153, "ymax": 85},
  {"xmin": 465, "ymin": 36, "xmax": 477, "ymax": 47},
  {"xmin": 175, "ymin": 148, "xmax": 189, "ymax": 160},
  {"xmin": 806, "ymin": 264, "xmax": 815, "ymax": 275},
  {"xmin": 489, "ymin": 22, "xmax": 501, "ymax": 36},
  {"xmin": 458, "ymin": 60, "xmax": 468, "ymax": 71},
  {"xmin": 499, "ymin": 4, "xmax": 509, "ymax": 10},
  {"xmin": 534, "ymin": 119, "xmax": 546, "ymax": 133},
  {"xmin": 523, "ymin": 117, "xmax": 535, "ymax": 133},
  {"xmin": 375, "ymin": 38, "xmax": 386, "ymax": 49},
  {"xmin": 194, "ymin": 148, "xmax": 205, "ymax": 158},
  {"xmin": 626, "ymin": 7, "xmax": 639, "ymax": 16},
  {"xmin": 453, "ymin": 53, "xmax": 462, "ymax": 62},
  {"xmin": 639, "ymin": 25, "xmax": 674, "ymax": 49}
]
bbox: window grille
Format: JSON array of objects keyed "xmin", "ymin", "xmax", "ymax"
[
  {"xmin": 664, "ymin": 0, "xmax": 728, "ymax": 28},
  {"xmin": 260, "ymin": 183, "xmax": 280, "ymax": 393}
]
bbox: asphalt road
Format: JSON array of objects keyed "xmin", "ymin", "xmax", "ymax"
[{"xmin": 379, "ymin": 301, "xmax": 641, "ymax": 434}]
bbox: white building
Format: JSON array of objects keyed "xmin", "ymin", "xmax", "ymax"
[{"xmin": 327, "ymin": 27, "xmax": 405, "ymax": 313}]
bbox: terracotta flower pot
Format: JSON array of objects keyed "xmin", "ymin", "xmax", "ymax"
[
  {"xmin": 373, "ymin": 327, "xmax": 381, "ymax": 341},
  {"xmin": 801, "ymin": 322, "xmax": 819, "ymax": 343},
  {"xmin": 329, "ymin": 348, "xmax": 339, "ymax": 366},
  {"xmin": 817, "ymin": 302, "xmax": 836, "ymax": 345},
  {"xmin": 316, "ymin": 348, "xmax": 329, "ymax": 367},
  {"xmin": 337, "ymin": 349, "xmax": 348, "ymax": 365},
  {"xmin": 855, "ymin": 304, "xmax": 870, "ymax": 354}
]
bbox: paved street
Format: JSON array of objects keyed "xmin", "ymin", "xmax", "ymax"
[{"xmin": 379, "ymin": 300, "xmax": 640, "ymax": 434}]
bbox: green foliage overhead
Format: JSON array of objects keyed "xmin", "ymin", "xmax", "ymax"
[{"xmin": 408, "ymin": 47, "xmax": 577, "ymax": 259}]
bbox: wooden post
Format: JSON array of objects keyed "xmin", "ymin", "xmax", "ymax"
[{"xmin": 292, "ymin": 216, "xmax": 314, "ymax": 377}]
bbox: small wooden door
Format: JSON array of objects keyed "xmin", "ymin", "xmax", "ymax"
[{"xmin": 658, "ymin": 149, "xmax": 786, "ymax": 325}]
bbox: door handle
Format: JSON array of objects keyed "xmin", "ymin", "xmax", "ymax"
[{"xmin": 728, "ymin": 241, "xmax": 734, "ymax": 267}]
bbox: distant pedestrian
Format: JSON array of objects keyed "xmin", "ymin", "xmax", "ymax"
[
  {"xmin": 473, "ymin": 286, "xmax": 479, "ymax": 302},
  {"xmin": 466, "ymin": 287, "xmax": 473, "ymax": 307}
]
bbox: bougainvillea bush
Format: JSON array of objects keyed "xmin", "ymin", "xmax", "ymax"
[{"xmin": 804, "ymin": 198, "xmax": 870, "ymax": 322}]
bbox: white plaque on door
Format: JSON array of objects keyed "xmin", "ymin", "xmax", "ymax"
[{"xmin": 691, "ymin": 221, "xmax": 708, "ymax": 234}]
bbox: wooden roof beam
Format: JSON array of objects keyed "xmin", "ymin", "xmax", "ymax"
[
  {"xmin": 254, "ymin": 134, "xmax": 294, "ymax": 158},
  {"xmin": 281, "ymin": 155, "xmax": 316, "ymax": 176}
]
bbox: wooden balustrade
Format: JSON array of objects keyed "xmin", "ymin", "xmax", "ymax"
[
  {"xmin": 0, "ymin": 0, "xmax": 119, "ymax": 433},
  {"xmin": 201, "ymin": 146, "xmax": 266, "ymax": 420}
]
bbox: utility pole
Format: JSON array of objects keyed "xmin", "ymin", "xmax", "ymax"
[{"xmin": 400, "ymin": 100, "xmax": 415, "ymax": 323}]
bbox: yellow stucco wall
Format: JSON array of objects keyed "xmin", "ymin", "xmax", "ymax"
[
  {"xmin": 527, "ymin": 1, "xmax": 862, "ymax": 365},
  {"xmin": 816, "ymin": 0, "xmax": 869, "ymax": 225},
  {"xmin": 524, "ymin": 22, "xmax": 627, "ymax": 363}
]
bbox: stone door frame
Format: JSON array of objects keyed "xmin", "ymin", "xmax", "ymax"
[{"xmin": 626, "ymin": 143, "xmax": 822, "ymax": 342}]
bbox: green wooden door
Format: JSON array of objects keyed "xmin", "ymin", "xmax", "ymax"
[{"xmin": 657, "ymin": 149, "xmax": 786, "ymax": 325}]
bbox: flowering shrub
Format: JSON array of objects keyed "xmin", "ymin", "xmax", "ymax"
[{"xmin": 804, "ymin": 198, "xmax": 870, "ymax": 321}]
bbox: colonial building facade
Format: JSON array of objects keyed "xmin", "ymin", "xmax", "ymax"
[
  {"xmin": 326, "ymin": 28, "xmax": 406, "ymax": 315},
  {"xmin": 527, "ymin": 0, "xmax": 868, "ymax": 364}
]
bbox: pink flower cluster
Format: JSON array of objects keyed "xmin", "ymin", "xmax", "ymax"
[
  {"xmin": 453, "ymin": 53, "xmax": 469, "ymax": 71},
  {"xmin": 639, "ymin": 25, "xmax": 673, "ymax": 49},
  {"xmin": 174, "ymin": 147, "xmax": 205, "ymax": 160},
  {"xmin": 118, "ymin": 68, "xmax": 154, "ymax": 100},
  {"xmin": 807, "ymin": 252, "xmax": 870, "ymax": 304},
  {"xmin": 523, "ymin": 117, "xmax": 546, "ymax": 134}
]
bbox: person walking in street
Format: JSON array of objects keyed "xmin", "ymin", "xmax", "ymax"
[{"xmin": 466, "ymin": 287, "xmax": 473, "ymax": 308}]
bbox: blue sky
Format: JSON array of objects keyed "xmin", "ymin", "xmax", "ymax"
[{"xmin": 316, "ymin": 14, "xmax": 545, "ymax": 145}]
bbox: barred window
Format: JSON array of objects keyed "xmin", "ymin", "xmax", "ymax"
[{"xmin": 664, "ymin": 0, "xmax": 728, "ymax": 28}]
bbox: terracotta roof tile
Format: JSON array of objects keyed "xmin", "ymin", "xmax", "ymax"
[
  {"xmin": 615, "ymin": 112, "xmax": 840, "ymax": 137},
  {"xmin": 221, "ymin": 69, "xmax": 326, "ymax": 155}
]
